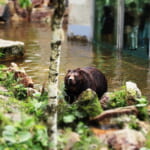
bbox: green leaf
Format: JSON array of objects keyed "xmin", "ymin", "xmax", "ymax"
[
  {"xmin": 63, "ymin": 115, "xmax": 75, "ymax": 123},
  {"xmin": 136, "ymin": 97, "xmax": 147, "ymax": 104},
  {"xmin": 136, "ymin": 104, "xmax": 147, "ymax": 107},
  {"xmin": 33, "ymin": 92, "xmax": 41, "ymax": 98},
  {"xmin": 36, "ymin": 129, "xmax": 48, "ymax": 146},
  {"xmin": 32, "ymin": 100, "xmax": 43, "ymax": 110},
  {"xmin": 2, "ymin": 125, "xmax": 17, "ymax": 143},
  {"xmin": 18, "ymin": 131, "xmax": 32, "ymax": 143},
  {"xmin": 22, "ymin": 116, "xmax": 35, "ymax": 129},
  {"xmin": 3, "ymin": 125, "xmax": 17, "ymax": 134}
]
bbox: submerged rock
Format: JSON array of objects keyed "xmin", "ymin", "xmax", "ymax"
[{"xmin": 0, "ymin": 39, "xmax": 24, "ymax": 61}]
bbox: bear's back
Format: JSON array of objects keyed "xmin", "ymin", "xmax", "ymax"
[{"xmin": 81, "ymin": 67, "xmax": 107, "ymax": 97}]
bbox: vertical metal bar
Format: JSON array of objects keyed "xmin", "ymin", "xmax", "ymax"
[
  {"xmin": 116, "ymin": 0, "xmax": 125, "ymax": 50},
  {"xmin": 148, "ymin": 39, "xmax": 150, "ymax": 59},
  {"xmin": 91, "ymin": 0, "xmax": 95, "ymax": 41}
]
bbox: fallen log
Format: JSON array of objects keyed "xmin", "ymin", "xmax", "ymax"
[{"xmin": 90, "ymin": 106, "xmax": 138, "ymax": 122}]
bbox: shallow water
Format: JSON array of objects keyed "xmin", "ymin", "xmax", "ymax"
[{"xmin": 0, "ymin": 22, "xmax": 150, "ymax": 100}]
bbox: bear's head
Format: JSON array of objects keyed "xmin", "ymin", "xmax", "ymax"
[{"xmin": 65, "ymin": 68, "xmax": 85, "ymax": 87}]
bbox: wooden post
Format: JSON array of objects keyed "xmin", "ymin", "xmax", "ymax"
[{"xmin": 116, "ymin": 0, "xmax": 124, "ymax": 50}]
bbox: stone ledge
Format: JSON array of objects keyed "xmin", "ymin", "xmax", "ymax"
[{"xmin": 0, "ymin": 39, "xmax": 24, "ymax": 61}]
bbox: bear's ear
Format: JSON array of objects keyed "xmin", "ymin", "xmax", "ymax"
[
  {"xmin": 78, "ymin": 69, "xmax": 85, "ymax": 75},
  {"xmin": 76, "ymin": 68, "xmax": 81, "ymax": 71},
  {"xmin": 67, "ymin": 69, "xmax": 71, "ymax": 73}
]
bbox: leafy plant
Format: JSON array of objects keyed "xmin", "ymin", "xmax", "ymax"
[
  {"xmin": 58, "ymin": 103, "xmax": 87, "ymax": 129},
  {"xmin": 108, "ymin": 89, "xmax": 127, "ymax": 108},
  {"xmin": 0, "ymin": 113, "xmax": 10, "ymax": 134},
  {"xmin": 19, "ymin": 0, "xmax": 32, "ymax": 8},
  {"xmin": 0, "ymin": 114, "xmax": 48, "ymax": 150},
  {"xmin": 128, "ymin": 115, "xmax": 141, "ymax": 130},
  {"xmin": 2, "ymin": 72, "xmax": 16, "ymax": 88},
  {"xmin": 0, "ymin": 52, "xmax": 4, "ymax": 58},
  {"xmin": 72, "ymin": 132, "xmax": 104, "ymax": 150},
  {"xmin": 145, "ymin": 132, "xmax": 150, "ymax": 148},
  {"xmin": 0, "ymin": 65, "xmax": 49, "ymax": 149},
  {"xmin": 13, "ymin": 84, "xmax": 28, "ymax": 100}
]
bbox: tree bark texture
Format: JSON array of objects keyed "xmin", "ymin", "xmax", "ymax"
[{"xmin": 47, "ymin": 0, "xmax": 65, "ymax": 150}]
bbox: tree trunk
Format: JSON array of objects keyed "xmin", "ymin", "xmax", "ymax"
[{"xmin": 47, "ymin": 1, "xmax": 65, "ymax": 150}]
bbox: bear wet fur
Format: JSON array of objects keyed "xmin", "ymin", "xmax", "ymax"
[{"xmin": 64, "ymin": 67, "xmax": 107, "ymax": 103}]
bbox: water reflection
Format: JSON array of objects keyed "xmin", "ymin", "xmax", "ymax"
[
  {"xmin": 93, "ymin": 45, "xmax": 150, "ymax": 100},
  {"xmin": 0, "ymin": 22, "xmax": 149, "ymax": 100}
]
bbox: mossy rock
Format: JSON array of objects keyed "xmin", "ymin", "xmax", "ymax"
[
  {"xmin": 75, "ymin": 89, "xmax": 103, "ymax": 118},
  {"xmin": 0, "ymin": 39, "xmax": 24, "ymax": 61}
]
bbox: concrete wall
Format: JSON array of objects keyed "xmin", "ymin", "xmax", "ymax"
[{"xmin": 68, "ymin": 0, "xmax": 94, "ymax": 41}]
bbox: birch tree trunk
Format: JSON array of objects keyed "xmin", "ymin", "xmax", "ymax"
[{"xmin": 47, "ymin": 1, "xmax": 65, "ymax": 150}]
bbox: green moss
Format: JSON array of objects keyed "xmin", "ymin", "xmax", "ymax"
[
  {"xmin": 76, "ymin": 89, "xmax": 103, "ymax": 118},
  {"xmin": 145, "ymin": 132, "xmax": 150, "ymax": 148}
]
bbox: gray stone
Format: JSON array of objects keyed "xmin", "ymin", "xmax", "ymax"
[
  {"xmin": 126, "ymin": 81, "xmax": 142, "ymax": 100},
  {"xmin": 101, "ymin": 129, "xmax": 146, "ymax": 150},
  {"xmin": 0, "ymin": 39, "xmax": 24, "ymax": 61}
]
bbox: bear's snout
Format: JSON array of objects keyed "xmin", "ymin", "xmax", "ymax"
[{"xmin": 67, "ymin": 76, "xmax": 76, "ymax": 85}]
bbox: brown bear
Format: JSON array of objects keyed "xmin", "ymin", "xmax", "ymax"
[{"xmin": 64, "ymin": 67, "xmax": 107, "ymax": 103}]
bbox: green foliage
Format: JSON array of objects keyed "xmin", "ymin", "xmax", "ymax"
[
  {"xmin": 57, "ymin": 124, "xmax": 105, "ymax": 150},
  {"xmin": 0, "ymin": 65, "xmax": 49, "ymax": 149},
  {"xmin": 13, "ymin": 84, "xmax": 28, "ymax": 100},
  {"xmin": 0, "ymin": 93, "xmax": 48, "ymax": 149},
  {"xmin": 72, "ymin": 128, "xmax": 104, "ymax": 150},
  {"xmin": 19, "ymin": 0, "xmax": 32, "ymax": 8},
  {"xmin": 145, "ymin": 132, "xmax": 150, "ymax": 148},
  {"xmin": 128, "ymin": 115, "xmax": 141, "ymax": 130},
  {"xmin": 22, "ymin": 98, "xmax": 48, "ymax": 119},
  {"xmin": 137, "ymin": 106, "xmax": 149, "ymax": 120},
  {"xmin": 75, "ymin": 122, "xmax": 91, "ymax": 135},
  {"xmin": 57, "ymin": 128, "xmax": 71, "ymax": 150},
  {"xmin": 1, "ymin": 72, "xmax": 27, "ymax": 100},
  {"xmin": 0, "ymin": 114, "xmax": 48, "ymax": 150},
  {"xmin": 0, "ymin": 67, "xmax": 27, "ymax": 100},
  {"xmin": 140, "ymin": 132, "xmax": 150, "ymax": 149},
  {"xmin": 108, "ymin": 89, "xmax": 127, "ymax": 108},
  {"xmin": 105, "ymin": 88, "xmax": 148, "ymax": 121},
  {"xmin": 0, "ymin": 113, "xmax": 10, "ymax": 134},
  {"xmin": 58, "ymin": 102, "xmax": 87, "ymax": 129},
  {"xmin": 135, "ymin": 97, "xmax": 148, "ymax": 107},
  {"xmin": 0, "ymin": 66, "xmax": 7, "ymax": 81},
  {"xmin": 1, "ymin": 72, "xmax": 17, "ymax": 89},
  {"xmin": 0, "ymin": 52, "xmax": 4, "ymax": 58}
]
